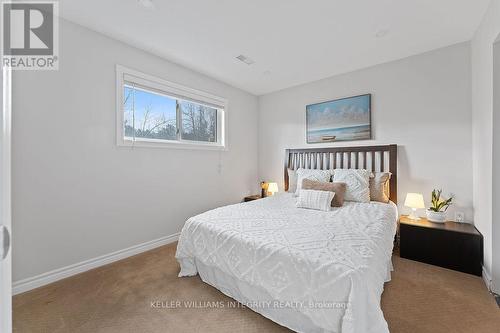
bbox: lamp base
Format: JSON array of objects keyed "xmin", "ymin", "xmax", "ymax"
[{"xmin": 408, "ymin": 208, "xmax": 420, "ymax": 220}]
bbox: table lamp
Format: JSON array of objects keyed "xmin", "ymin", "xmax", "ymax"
[
  {"xmin": 404, "ymin": 193, "xmax": 425, "ymax": 220},
  {"xmin": 267, "ymin": 182, "xmax": 278, "ymax": 196}
]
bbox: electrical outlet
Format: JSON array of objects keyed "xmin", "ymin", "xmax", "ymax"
[{"xmin": 455, "ymin": 211, "xmax": 465, "ymax": 223}]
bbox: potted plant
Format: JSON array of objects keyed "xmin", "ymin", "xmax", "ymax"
[{"xmin": 426, "ymin": 189, "xmax": 453, "ymax": 223}]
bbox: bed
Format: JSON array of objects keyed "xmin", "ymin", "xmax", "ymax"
[{"xmin": 176, "ymin": 145, "xmax": 398, "ymax": 333}]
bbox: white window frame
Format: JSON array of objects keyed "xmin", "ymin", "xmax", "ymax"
[{"xmin": 116, "ymin": 65, "xmax": 228, "ymax": 150}]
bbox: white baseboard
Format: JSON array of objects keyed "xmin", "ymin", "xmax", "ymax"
[
  {"xmin": 482, "ymin": 266, "xmax": 493, "ymax": 291},
  {"xmin": 13, "ymin": 232, "xmax": 180, "ymax": 295}
]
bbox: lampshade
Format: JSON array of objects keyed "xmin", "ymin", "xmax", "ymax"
[
  {"xmin": 267, "ymin": 182, "xmax": 279, "ymax": 194},
  {"xmin": 404, "ymin": 193, "xmax": 425, "ymax": 209}
]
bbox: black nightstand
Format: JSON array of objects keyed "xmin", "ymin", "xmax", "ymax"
[
  {"xmin": 399, "ymin": 216, "xmax": 483, "ymax": 276},
  {"xmin": 243, "ymin": 195, "xmax": 262, "ymax": 202}
]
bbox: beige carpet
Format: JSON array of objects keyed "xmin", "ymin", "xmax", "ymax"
[{"xmin": 13, "ymin": 242, "xmax": 500, "ymax": 332}]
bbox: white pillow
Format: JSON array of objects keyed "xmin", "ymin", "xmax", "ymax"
[
  {"xmin": 295, "ymin": 168, "xmax": 332, "ymax": 196},
  {"xmin": 332, "ymin": 169, "xmax": 371, "ymax": 203},
  {"xmin": 296, "ymin": 189, "xmax": 335, "ymax": 211}
]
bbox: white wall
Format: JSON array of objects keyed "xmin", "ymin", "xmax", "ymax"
[
  {"xmin": 258, "ymin": 43, "xmax": 473, "ymax": 220},
  {"xmin": 12, "ymin": 20, "xmax": 259, "ymax": 282},
  {"xmin": 471, "ymin": 0, "xmax": 500, "ymax": 291}
]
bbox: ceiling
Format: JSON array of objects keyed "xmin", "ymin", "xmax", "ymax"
[{"xmin": 60, "ymin": 0, "xmax": 490, "ymax": 95}]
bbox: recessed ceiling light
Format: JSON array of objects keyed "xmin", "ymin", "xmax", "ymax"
[
  {"xmin": 375, "ymin": 29, "xmax": 389, "ymax": 38},
  {"xmin": 236, "ymin": 55, "xmax": 255, "ymax": 65},
  {"xmin": 137, "ymin": 0, "xmax": 154, "ymax": 9}
]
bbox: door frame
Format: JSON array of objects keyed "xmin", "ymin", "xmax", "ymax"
[
  {"xmin": 493, "ymin": 38, "xmax": 500, "ymax": 295},
  {"xmin": 1, "ymin": 66, "xmax": 12, "ymax": 333}
]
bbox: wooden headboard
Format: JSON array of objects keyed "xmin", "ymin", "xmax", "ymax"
[{"xmin": 284, "ymin": 144, "xmax": 398, "ymax": 204}]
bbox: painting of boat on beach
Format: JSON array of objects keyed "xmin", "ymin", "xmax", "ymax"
[{"xmin": 306, "ymin": 94, "xmax": 371, "ymax": 143}]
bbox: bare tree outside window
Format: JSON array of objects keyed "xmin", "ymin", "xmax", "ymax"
[
  {"xmin": 123, "ymin": 86, "xmax": 177, "ymax": 141},
  {"xmin": 179, "ymin": 101, "xmax": 217, "ymax": 142}
]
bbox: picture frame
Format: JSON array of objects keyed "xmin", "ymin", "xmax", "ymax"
[{"xmin": 306, "ymin": 94, "xmax": 371, "ymax": 143}]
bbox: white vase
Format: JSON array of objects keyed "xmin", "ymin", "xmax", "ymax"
[{"xmin": 426, "ymin": 209, "xmax": 446, "ymax": 223}]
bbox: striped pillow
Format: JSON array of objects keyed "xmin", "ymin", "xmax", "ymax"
[{"xmin": 296, "ymin": 189, "xmax": 335, "ymax": 211}]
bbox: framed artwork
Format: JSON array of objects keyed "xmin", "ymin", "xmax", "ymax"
[{"xmin": 306, "ymin": 94, "xmax": 371, "ymax": 143}]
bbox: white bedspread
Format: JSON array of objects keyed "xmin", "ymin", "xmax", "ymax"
[{"xmin": 176, "ymin": 193, "xmax": 398, "ymax": 333}]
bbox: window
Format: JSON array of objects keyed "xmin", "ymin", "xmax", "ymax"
[{"xmin": 116, "ymin": 65, "xmax": 227, "ymax": 149}]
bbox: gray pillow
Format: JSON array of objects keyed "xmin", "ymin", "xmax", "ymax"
[
  {"xmin": 369, "ymin": 172, "xmax": 391, "ymax": 203},
  {"xmin": 287, "ymin": 169, "xmax": 297, "ymax": 193}
]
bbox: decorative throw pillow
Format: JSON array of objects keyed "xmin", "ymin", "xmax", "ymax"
[
  {"xmin": 296, "ymin": 189, "xmax": 335, "ymax": 212},
  {"xmin": 287, "ymin": 169, "xmax": 298, "ymax": 193},
  {"xmin": 295, "ymin": 168, "xmax": 332, "ymax": 196},
  {"xmin": 332, "ymin": 169, "xmax": 371, "ymax": 203},
  {"xmin": 370, "ymin": 172, "xmax": 391, "ymax": 203},
  {"xmin": 301, "ymin": 178, "xmax": 347, "ymax": 207}
]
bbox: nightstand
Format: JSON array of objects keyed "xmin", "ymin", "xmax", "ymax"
[
  {"xmin": 243, "ymin": 195, "xmax": 262, "ymax": 202},
  {"xmin": 399, "ymin": 216, "xmax": 483, "ymax": 276}
]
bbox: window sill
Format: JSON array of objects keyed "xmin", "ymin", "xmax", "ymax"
[{"xmin": 117, "ymin": 138, "xmax": 228, "ymax": 151}]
